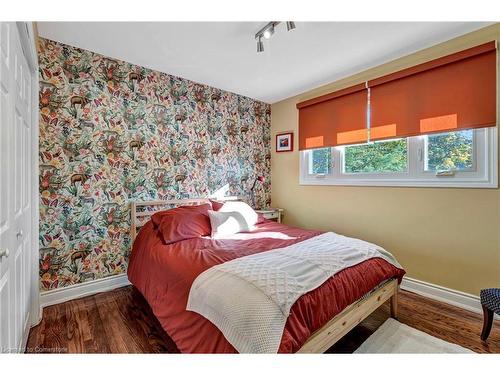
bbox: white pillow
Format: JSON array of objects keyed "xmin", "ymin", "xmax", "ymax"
[
  {"xmin": 208, "ymin": 210, "xmax": 255, "ymax": 238},
  {"xmin": 218, "ymin": 201, "xmax": 259, "ymax": 227}
]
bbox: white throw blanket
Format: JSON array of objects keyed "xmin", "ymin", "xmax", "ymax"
[{"xmin": 186, "ymin": 232, "xmax": 401, "ymax": 353}]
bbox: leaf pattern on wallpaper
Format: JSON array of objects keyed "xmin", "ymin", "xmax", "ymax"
[{"xmin": 38, "ymin": 38, "xmax": 271, "ymax": 291}]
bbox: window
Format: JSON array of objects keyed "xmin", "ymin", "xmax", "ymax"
[
  {"xmin": 297, "ymin": 42, "xmax": 497, "ymax": 188},
  {"xmin": 300, "ymin": 128, "xmax": 497, "ymax": 188}
]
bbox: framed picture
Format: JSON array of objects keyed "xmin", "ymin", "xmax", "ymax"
[{"xmin": 276, "ymin": 132, "xmax": 293, "ymax": 152}]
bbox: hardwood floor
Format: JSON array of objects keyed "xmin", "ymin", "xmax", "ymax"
[
  {"xmin": 27, "ymin": 286, "xmax": 178, "ymax": 353},
  {"xmin": 26, "ymin": 286, "xmax": 500, "ymax": 353}
]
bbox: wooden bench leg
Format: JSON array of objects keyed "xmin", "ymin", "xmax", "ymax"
[
  {"xmin": 390, "ymin": 290, "xmax": 398, "ymax": 320},
  {"xmin": 481, "ymin": 305, "xmax": 493, "ymax": 341}
]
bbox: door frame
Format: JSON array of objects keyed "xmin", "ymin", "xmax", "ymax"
[{"xmin": 15, "ymin": 22, "xmax": 40, "ymax": 329}]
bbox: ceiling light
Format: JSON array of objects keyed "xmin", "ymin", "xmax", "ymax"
[
  {"xmin": 254, "ymin": 22, "xmax": 296, "ymax": 53},
  {"xmin": 262, "ymin": 25, "xmax": 274, "ymax": 39},
  {"xmin": 286, "ymin": 22, "xmax": 296, "ymax": 31},
  {"xmin": 257, "ymin": 37, "xmax": 264, "ymax": 53}
]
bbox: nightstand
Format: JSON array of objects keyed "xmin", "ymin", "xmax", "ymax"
[{"xmin": 255, "ymin": 208, "xmax": 284, "ymax": 223}]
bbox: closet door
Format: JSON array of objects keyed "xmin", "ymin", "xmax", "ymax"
[
  {"xmin": 0, "ymin": 21, "xmax": 34, "ymax": 353},
  {"xmin": 0, "ymin": 21, "xmax": 14, "ymax": 354}
]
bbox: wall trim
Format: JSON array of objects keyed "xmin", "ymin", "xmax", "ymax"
[
  {"xmin": 40, "ymin": 273, "xmax": 131, "ymax": 309},
  {"xmin": 400, "ymin": 276, "xmax": 483, "ymax": 314}
]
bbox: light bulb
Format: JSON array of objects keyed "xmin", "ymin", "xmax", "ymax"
[{"xmin": 263, "ymin": 26, "xmax": 274, "ymax": 39}]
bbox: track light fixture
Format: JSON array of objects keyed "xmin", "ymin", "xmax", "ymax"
[{"xmin": 255, "ymin": 21, "xmax": 296, "ymax": 53}]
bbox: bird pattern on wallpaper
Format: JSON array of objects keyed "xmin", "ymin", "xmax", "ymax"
[{"xmin": 38, "ymin": 38, "xmax": 271, "ymax": 291}]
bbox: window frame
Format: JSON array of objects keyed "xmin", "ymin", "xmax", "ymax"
[{"xmin": 299, "ymin": 127, "xmax": 498, "ymax": 188}]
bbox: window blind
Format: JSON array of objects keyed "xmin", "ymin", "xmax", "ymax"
[
  {"xmin": 297, "ymin": 84, "xmax": 367, "ymax": 150},
  {"xmin": 369, "ymin": 41, "xmax": 497, "ymax": 140},
  {"xmin": 297, "ymin": 41, "xmax": 497, "ymax": 151}
]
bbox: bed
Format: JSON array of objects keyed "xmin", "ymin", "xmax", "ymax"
[{"xmin": 127, "ymin": 199, "xmax": 405, "ymax": 353}]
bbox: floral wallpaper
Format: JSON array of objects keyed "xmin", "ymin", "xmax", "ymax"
[{"xmin": 38, "ymin": 38, "xmax": 271, "ymax": 291}]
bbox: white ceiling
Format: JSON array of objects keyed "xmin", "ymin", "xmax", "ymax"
[{"xmin": 38, "ymin": 22, "xmax": 491, "ymax": 103}]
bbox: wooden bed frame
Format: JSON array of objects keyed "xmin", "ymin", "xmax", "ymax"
[{"xmin": 130, "ymin": 199, "xmax": 399, "ymax": 353}]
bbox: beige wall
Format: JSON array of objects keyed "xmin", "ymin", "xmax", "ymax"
[{"xmin": 271, "ymin": 24, "xmax": 500, "ymax": 296}]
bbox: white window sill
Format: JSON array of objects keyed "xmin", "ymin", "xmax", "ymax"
[{"xmin": 299, "ymin": 176, "xmax": 498, "ymax": 189}]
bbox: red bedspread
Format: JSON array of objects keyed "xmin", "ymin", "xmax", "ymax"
[{"xmin": 127, "ymin": 220, "xmax": 405, "ymax": 353}]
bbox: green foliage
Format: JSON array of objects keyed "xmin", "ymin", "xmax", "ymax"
[
  {"xmin": 344, "ymin": 139, "xmax": 407, "ymax": 173},
  {"xmin": 310, "ymin": 130, "xmax": 473, "ymax": 175},
  {"xmin": 426, "ymin": 130, "xmax": 473, "ymax": 171},
  {"xmin": 311, "ymin": 148, "xmax": 331, "ymax": 174}
]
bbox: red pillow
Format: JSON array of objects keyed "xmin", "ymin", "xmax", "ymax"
[
  {"xmin": 155, "ymin": 209, "xmax": 211, "ymax": 245},
  {"xmin": 209, "ymin": 199, "xmax": 224, "ymax": 211},
  {"xmin": 151, "ymin": 203, "xmax": 211, "ymax": 227}
]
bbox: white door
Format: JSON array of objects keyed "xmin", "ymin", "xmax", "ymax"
[{"xmin": 0, "ymin": 22, "xmax": 35, "ymax": 354}]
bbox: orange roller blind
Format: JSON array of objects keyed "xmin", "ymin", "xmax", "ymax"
[
  {"xmin": 369, "ymin": 41, "xmax": 497, "ymax": 140},
  {"xmin": 297, "ymin": 84, "xmax": 367, "ymax": 150}
]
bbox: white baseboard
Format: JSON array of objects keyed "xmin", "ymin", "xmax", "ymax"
[
  {"xmin": 40, "ymin": 273, "xmax": 131, "ymax": 309},
  {"xmin": 401, "ymin": 276, "xmax": 482, "ymax": 314}
]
